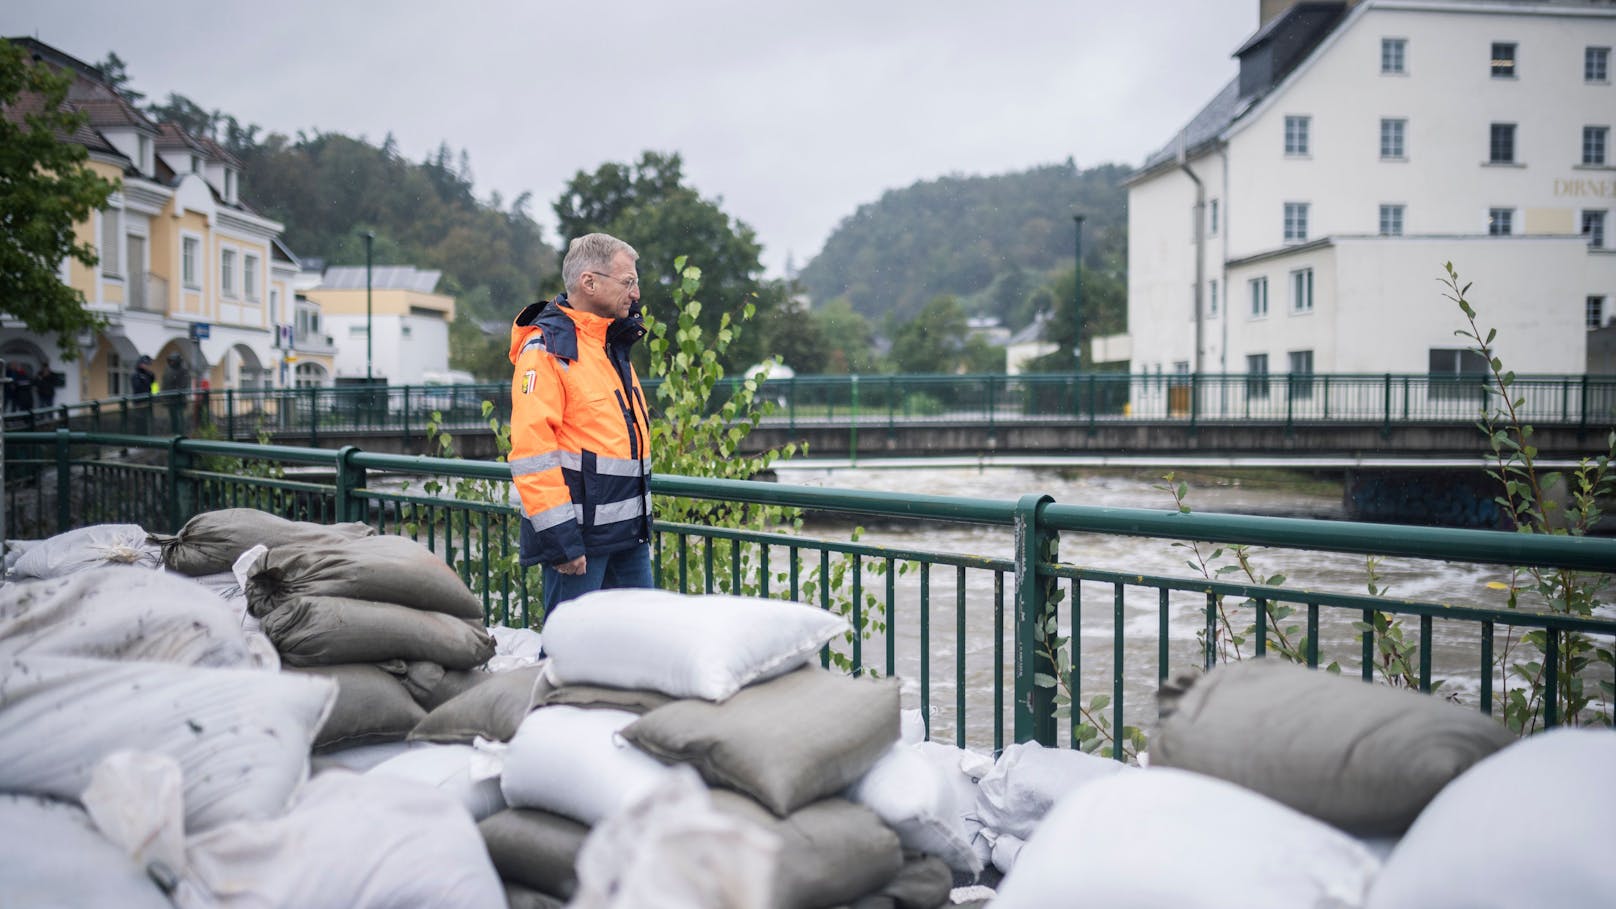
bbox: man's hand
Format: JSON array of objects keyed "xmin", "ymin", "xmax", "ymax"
[{"xmin": 555, "ymin": 555, "xmax": 588, "ymax": 576}]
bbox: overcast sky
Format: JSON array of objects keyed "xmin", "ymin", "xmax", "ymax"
[{"xmin": 4, "ymin": 0, "xmax": 1257, "ymax": 276}]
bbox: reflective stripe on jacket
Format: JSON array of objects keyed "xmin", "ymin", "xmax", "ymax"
[{"xmin": 508, "ymin": 294, "xmax": 651, "ymax": 567}]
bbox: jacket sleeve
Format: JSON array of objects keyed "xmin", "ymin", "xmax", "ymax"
[{"xmin": 509, "ymin": 339, "xmax": 584, "ymax": 565}]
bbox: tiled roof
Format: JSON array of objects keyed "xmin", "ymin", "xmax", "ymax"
[
  {"xmin": 196, "ymin": 135, "xmax": 243, "ymax": 169},
  {"xmin": 319, "ymin": 266, "xmax": 443, "ymax": 294},
  {"xmin": 0, "ymin": 76, "xmax": 125, "ymax": 160},
  {"xmin": 156, "ymin": 121, "xmax": 210, "ymax": 153},
  {"xmin": 1138, "ymin": 77, "xmax": 1244, "ymax": 174}
]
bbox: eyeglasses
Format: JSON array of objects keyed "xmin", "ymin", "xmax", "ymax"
[{"xmin": 588, "ymin": 271, "xmax": 640, "ymax": 291}]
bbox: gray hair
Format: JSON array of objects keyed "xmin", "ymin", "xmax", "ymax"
[{"xmin": 561, "ymin": 233, "xmax": 638, "ymax": 293}]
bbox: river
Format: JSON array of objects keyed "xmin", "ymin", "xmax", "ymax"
[{"xmin": 764, "ymin": 465, "xmax": 1578, "ymax": 755}]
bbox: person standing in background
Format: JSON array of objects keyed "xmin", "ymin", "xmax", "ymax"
[
  {"xmin": 35, "ymin": 363, "xmax": 58, "ymax": 408},
  {"xmin": 131, "ymin": 355, "xmax": 156, "ymax": 396}
]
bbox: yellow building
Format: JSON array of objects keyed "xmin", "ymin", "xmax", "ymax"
[
  {"xmin": 303, "ymin": 267, "xmax": 455, "ymax": 384},
  {"xmin": 0, "ymin": 37, "xmax": 333, "ymax": 406}
]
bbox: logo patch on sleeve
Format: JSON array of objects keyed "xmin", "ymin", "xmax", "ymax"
[{"xmin": 521, "ymin": 370, "xmax": 537, "ymax": 394}]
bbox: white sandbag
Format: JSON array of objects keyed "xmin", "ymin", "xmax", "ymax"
[
  {"xmin": 0, "ymin": 794, "xmax": 173, "ymax": 909},
  {"xmin": 1368, "ymin": 729, "xmax": 1616, "ymax": 909},
  {"xmin": 993, "ymin": 768, "xmax": 1380, "ymax": 909},
  {"xmin": 367, "ymin": 742, "xmax": 507, "ymax": 821},
  {"xmin": 7, "ymin": 523, "xmax": 161, "ymax": 579},
  {"xmin": 991, "ymin": 831, "xmax": 1025, "ymax": 875},
  {"xmin": 491, "ymin": 623, "xmax": 545, "ymax": 662},
  {"xmin": 975, "ymin": 740, "xmax": 1131, "ymax": 839},
  {"xmin": 900, "ymin": 707, "xmax": 927, "ymax": 744},
  {"xmin": 175, "ymin": 770, "xmax": 504, "ymax": 909},
  {"xmin": 500, "ymin": 706, "xmax": 675, "ymax": 826},
  {"xmin": 0, "ymin": 566, "xmax": 253, "ymax": 667},
  {"xmin": 311, "ymin": 740, "xmax": 417, "ymax": 774},
  {"xmin": 914, "ymin": 741, "xmax": 993, "ymax": 864},
  {"xmin": 570, "ymin": 766, "xmax": 780, "ymax": 909},
  {"xmin": 83, "ymin": 750, "xmax": 187, "ymax": 875},
  {"xmin": 542, "ymin": 589, "xmax": 849, "ymax": 701},
  {"xmin": 3, "ymin": 538, "xmax": 39, "ymax": 575},
  {"xmin": 849, "ymin": 744, "xmax": 982, "ymax": 874},
  {"xmin": 0, "ymin": 656, "xmax": 334, "ymax": 832}
]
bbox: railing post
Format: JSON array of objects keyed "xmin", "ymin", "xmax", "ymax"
[
  {"xmin": 1382, "ymin": 373, "xmax": 1392, "ymax": 439},
  {"xmin": 1579, "ymin": 374, "xmax": 1590, "ymax": 436},
  {"xmin": 402, "ymin": 385, "xmax": 412, "ymax": 445},
  {"xmin": 166, "ymin": 435, "xmax": 193, "ymax": 533},
  {"xmin": 1013, "ymin": 493, "xmax": 1057, "ymax": 746},
  {"xmin": 849, "ymin": 375, "xmax": 859, "ymax": 466},
  {"xmin": 1087, "ymin": 373, "xmax": 1097, "ymax": 437},
  {"xmin": 91, "ymin": 400, "xmax": 101, "ymax": 433},
  {"xmin": 334, "ymin": 445, "xmax": 367, "ymax": 523},
  {"xmin": 309, "ymin": 386, "xmax": 319, "ymax": 447},
  {"xmin": 226, "ymin": 388, "xmax": 235, "ymax": 439},
  {"xmin": 787, "ymin": 376, "xmax": 796, "ymax": 431},
  {"xmin": 1189, "ymin": 373, "xmax": 1200, "ymax": 434},
  {"xmin": 1285, "ymin": 375, "xmax": 1295, "ymax": 437},
  {"xmin": 54, "ymin": 428, "xmax": 71, "ymax": 535}
]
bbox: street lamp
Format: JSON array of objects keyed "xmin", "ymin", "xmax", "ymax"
[
  {"xmin": 364, "ymin": 231, "xmax": 374, "ymax": 383},
  {"xmin": 1072, "ymin": 214, "xmax": 1085, "ymax": 372}
]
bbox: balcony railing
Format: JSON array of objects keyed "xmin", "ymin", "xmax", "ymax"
[{"xmin": 124, "ymin": 272, "xmax": 167, "ymax": 314}]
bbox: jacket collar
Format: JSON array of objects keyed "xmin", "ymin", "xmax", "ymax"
[{"xmin": 513, "ymin": 293, "xmax": 645, "ymax": 362}]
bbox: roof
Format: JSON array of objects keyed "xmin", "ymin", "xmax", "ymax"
[
  {"xmin": 1008, "ymin": 311, "xmax": 1053, "ymax": 346},
  {"xmin": 318, "ymin": 265, "xmax": 443, "ymax": 294},
  {"xmin": 196, "ymin": 134, "xmax": 243, "ymax": 169},
  {"xmin": 1137, "ymin": 77, "xmax": 1244, "ymax": 175},
  {"xmin": 155, "ymin": 121, "xmax": 210, "ymax": 154}
]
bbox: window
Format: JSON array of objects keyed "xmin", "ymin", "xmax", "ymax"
[
  {"xmin": 1249, "ymin": 277, "xmax": 1269, "ymax": 317},
  {"xmin": 1489, "ymin": 123, "xmax": 1516, "ymax": 163},
  {"xmin": 182, "ymin": 237, "xmax": 199, "ymax": 287},
  {"xmin": 224, "ymin": 169, "xmax": 237, "ymax": 203},
  {"xmin": 1288, "ymin": 350, "xmax": 1315, "ymax": 399},
  {"xmin": 137, "ymin": 135, "xmax": 151, "ymax": 172},
  {"xmin": 1491, "ymin": 42, "xmax": 1516, "ymax": 78},
  {"xmin": 1209, "ymin": 199, "xmax": 1219, "ymax": 235},
  {"xmin": 1209, "ymin": 279, "xmax": 1219, "ymax": 317},
  {"xmin": 244, "ymin": 254, "xmax": 260, "ymax": 300},
  {"xmin": 349, "ymin": 324, "xmax": 368, "ymax": 336},
  {"xmin": 1284, "ymin": 115, "xmax": 1310, "ymax": 155},
  {"xmin": 1583, "ymin": 126, "xmax": 1609, "ymax": 166},
  {"xmin": 1488, "ymin": 208, "xmax": 1514, "ymax": 235},
  {"xmin": 1246, "ymin": 353, "xmax": 1270, "ymax": 399},
  {"xmin": 1589, "ymin": 295, "xmax": 1607, "ymax": 330},
  {"xmin": 221, "ymin": 249, "xmax": 236, "ymax": 296},
  {"xmin": 1381, "ymin": 38, "xmax": 1406, "ymax": 74},
  {"xmin": 1585, "ymin": 210, "xmax": 1607, "ymax": 248},
  {"xmin": 1588, "ymin": 47, "xmax": 1610, "ymax": 83},
  {"xmin": 99, "ymin": 207, "xmax": 120, "ymax": 277},
  {"xmin": 1380, "ymin": 118, "xmax": 1406, "ymax": 159},
  {"xmin": 1429, "ymin": 348, "xmax": 1488, "ymax": 400},
  {"xmin": 1283, "ymin": 202, "xmax": 1310, "ymax": 242},
  {"xmin": 190, "ymin": 154, "xmax": 201, "ymax": 173},
  {"xmin": 1290, "ymin": 268, "xmax": 1314, "ymax": 313},
  {"xmin": 1379, "ymin": 204, "xmax": 1405, "ymax": 236},
  {"xmin": 107, "ymin": 352, "xmax": 125, "ymax": 397}
]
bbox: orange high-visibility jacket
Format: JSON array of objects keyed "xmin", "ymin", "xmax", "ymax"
[{"xmin": 508, "ymin": 295, "xmax": 651, "ymax": 567}]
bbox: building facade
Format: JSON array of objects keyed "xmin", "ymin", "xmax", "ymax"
[
  {"xmin": 1124, "ymin": 0, "xmax": 1616, "ymax": 408},
  {"xmin": 1, "ymin": 38, "xmax": 334, "ymax": 407},
  {"xmin": 303, "ymin": 266, "xmax": 454, "ymax": 385}
]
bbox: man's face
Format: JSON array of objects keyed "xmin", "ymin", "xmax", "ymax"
[{"xmin": 579, "ymin": 251, "xmax": 640, "ymax": 320}]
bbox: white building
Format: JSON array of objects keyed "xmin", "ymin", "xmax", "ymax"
[
  {"xmin": 304, "ymin": 266, "xmax": 454, "ymax": 385},
  {"xmin": 1124, "ymin": 0, "xmax": 1616, "ymax": 401}
]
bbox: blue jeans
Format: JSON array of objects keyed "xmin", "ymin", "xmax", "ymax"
[{"xmin": 541, "ymin": 542, "xmax": 655, "ymax": 616}]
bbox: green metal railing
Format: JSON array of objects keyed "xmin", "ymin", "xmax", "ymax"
[
  {"xmin": 7, "ymin": 430, "xmax": 1615, "ymax": 757},
  {"xmin": 8, "ymin": 372, "xmax": 1614, "ymax": 444}
]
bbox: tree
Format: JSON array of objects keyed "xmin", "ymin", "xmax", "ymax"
[
  {"xmin": 888, "ymin": 295, "xmax": 995, "ymax": 374},
  {"xmin": 0, "ymin": 41, "xmax": 117, "ymax": 358},
  {"xmin": 552, "ymin": 151, "xmax": 775, "ymax": 371},
  {"xmin": 92, "ymin": 51, "xmax": 143, "ymax": 105}
]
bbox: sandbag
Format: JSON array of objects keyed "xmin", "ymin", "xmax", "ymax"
[
  {"xmin": 478, "ymin": 808, "xmax": 590, "ymax": 899},
  {"xmin": 876, "ymin": 854, "xmax": 954, "ymax": 909},
  {"xmin": 503, "ymin": 882, "xmax": 567, "ymax": 909},
  {"xmin": 176, "ymin": 770, "xmax": 504, "ymax": 909},
  {"xmin": 367, "ymin": 742, "xmax": 506, "ymax": 821},
  {"xmin": 245, "ymin": 534, "xmax": 484, "ymax": 621},
  {"xmin": 538, "ymin": 683, "xmax": 672, "ymax": 715},
  {"xmin": 381, "ymin": 659, "xmax": 492, "ymax": 708},
  {"xmin": 0, "ymin": 656, "xmax": 333, "ymax": 832},
  {"xmin": 259, "ymin": 594, "xmax": 494, "ymax": 668},
  {"xmin": 0, "ymin": 794, "xmax": 174, "ymax": 909},
  {"xmin": 622, "ymin": 665, "xmax": 899, "ymax": 816},
  {"xmin": 1153, "ymin": 659, "xmax": 1515, "ymax": 836},
  {"xmin": 993, "ymin": 768, "xmax": 1380, "ymax": 909},
  {"xmin": 291, "ymin": 664, "xmax": 426, "ymax": 752},
  {"xmin": 711, "ymin": 789, "xmax": 904, "ymax": 909},
  {"xmin": 157, "ymin": 507, "xmax": 375, "ymax": 576},
  {"xmin": 410, "ymin": 664, "xmax": 551, "ymax": 744},
  {"xmin": 0, "ymin": 566, "xmax": 253, "ymax": 667},
  {"xmin": 541, "ymin": 588, "xmax": 849, "ymax": 701},
  {"xmin": 8, "ymin": 524, "xmax": 161, "ymax": 579},
  {"xmin": 500, "ymin": 706, "xmax": 675, "ymax": 826},
  {"xmin": 1368, "ymin": 729, "xmax": 1616, "ymax": 908},
  {"xmin": 849, "ymin": 744, "xmax": 981, "ymax": 874},
  {"xmin": 974, "ymin": 740, "xmax": 1130, "ymax": 840},
  {"xmin": 310, "ymin": 741, "xmax": 415, "ymax": 774}
]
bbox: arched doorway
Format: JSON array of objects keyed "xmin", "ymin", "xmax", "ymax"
[
  {"xmin": 0, "ymin": 338, "xmax": 51, "ymax": 412},
  {"xmin": 209, "ymin": 343, "xmax": 268, "ymax": 392},
  {"xmin": 294, "ymin": 362, "xmax": 329, "ymax": 388},
  {"xmin": 84, "ymin": 330, "xmax": 142, "ymax": 398}
]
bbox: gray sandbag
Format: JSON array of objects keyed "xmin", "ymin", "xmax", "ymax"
[
  {"xmin": 503, "ymin": 882, "xmax": 567, "ymax": 909},
  {"xmin": 1153, "ymin": 659, "xmax": 1516, "ymax": 837},
  {"xmin": 711, "ymin": 790, "xmax": 904, "ymax": 909},
  {"xmin": 879, "ymin": 855, "xmax": 953, "ymax": 909},
  {"xmin": 0, "ymin": 566, "xmax": 251, "ymax": 667},
  {"xmin": 478, "ymin": 808, "xmax": 588, "ymax": 899},
  {"xmin": 246, "ymin": 533, "xmax": 484, "ymax": 620},
  {"xmin": 292, "ymin": 664, "xmax": 426, "ymax": 752},
  {"xmin": 622, "ymin": 665, "xmax": 900, "ymax": 817},
  {"xmin": 410, "ymin": 665, "xmax": 552, "ymax": 744},
  {"xmin": 537, "ymin": 683, "xmax": 672, "ymax": 715},
  {"xmin": 156, "ymin": 508, "xmax": 375, "ymax": 576},
  {"xmin": 377, "ymin": 659, "xmax": 493, "ymax": 708},
  {"xmin": 259, "ymin": 594, "xmax": 493, "ymax": 669},
  {"xmin": 9, "ymin": 524, "xmax": 161, "ymax": 580}
]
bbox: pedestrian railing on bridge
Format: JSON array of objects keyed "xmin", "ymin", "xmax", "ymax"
[
  {"xmin": 7, "ymin": 430, "xmax": 1612, "ymax": 758},
  {"xmin": 6, "ymin": 372, "xmax": 1614, "ymax": 444}
]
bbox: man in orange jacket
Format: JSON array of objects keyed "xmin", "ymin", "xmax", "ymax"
[{"xmin": 509, "ymin": 233, "xmax": 655, "ymax": 613}]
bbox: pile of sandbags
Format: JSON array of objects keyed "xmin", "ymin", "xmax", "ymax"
[{"xmin": 991, "ymin": 658, "xmax": 1616, "ymax": 908}]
